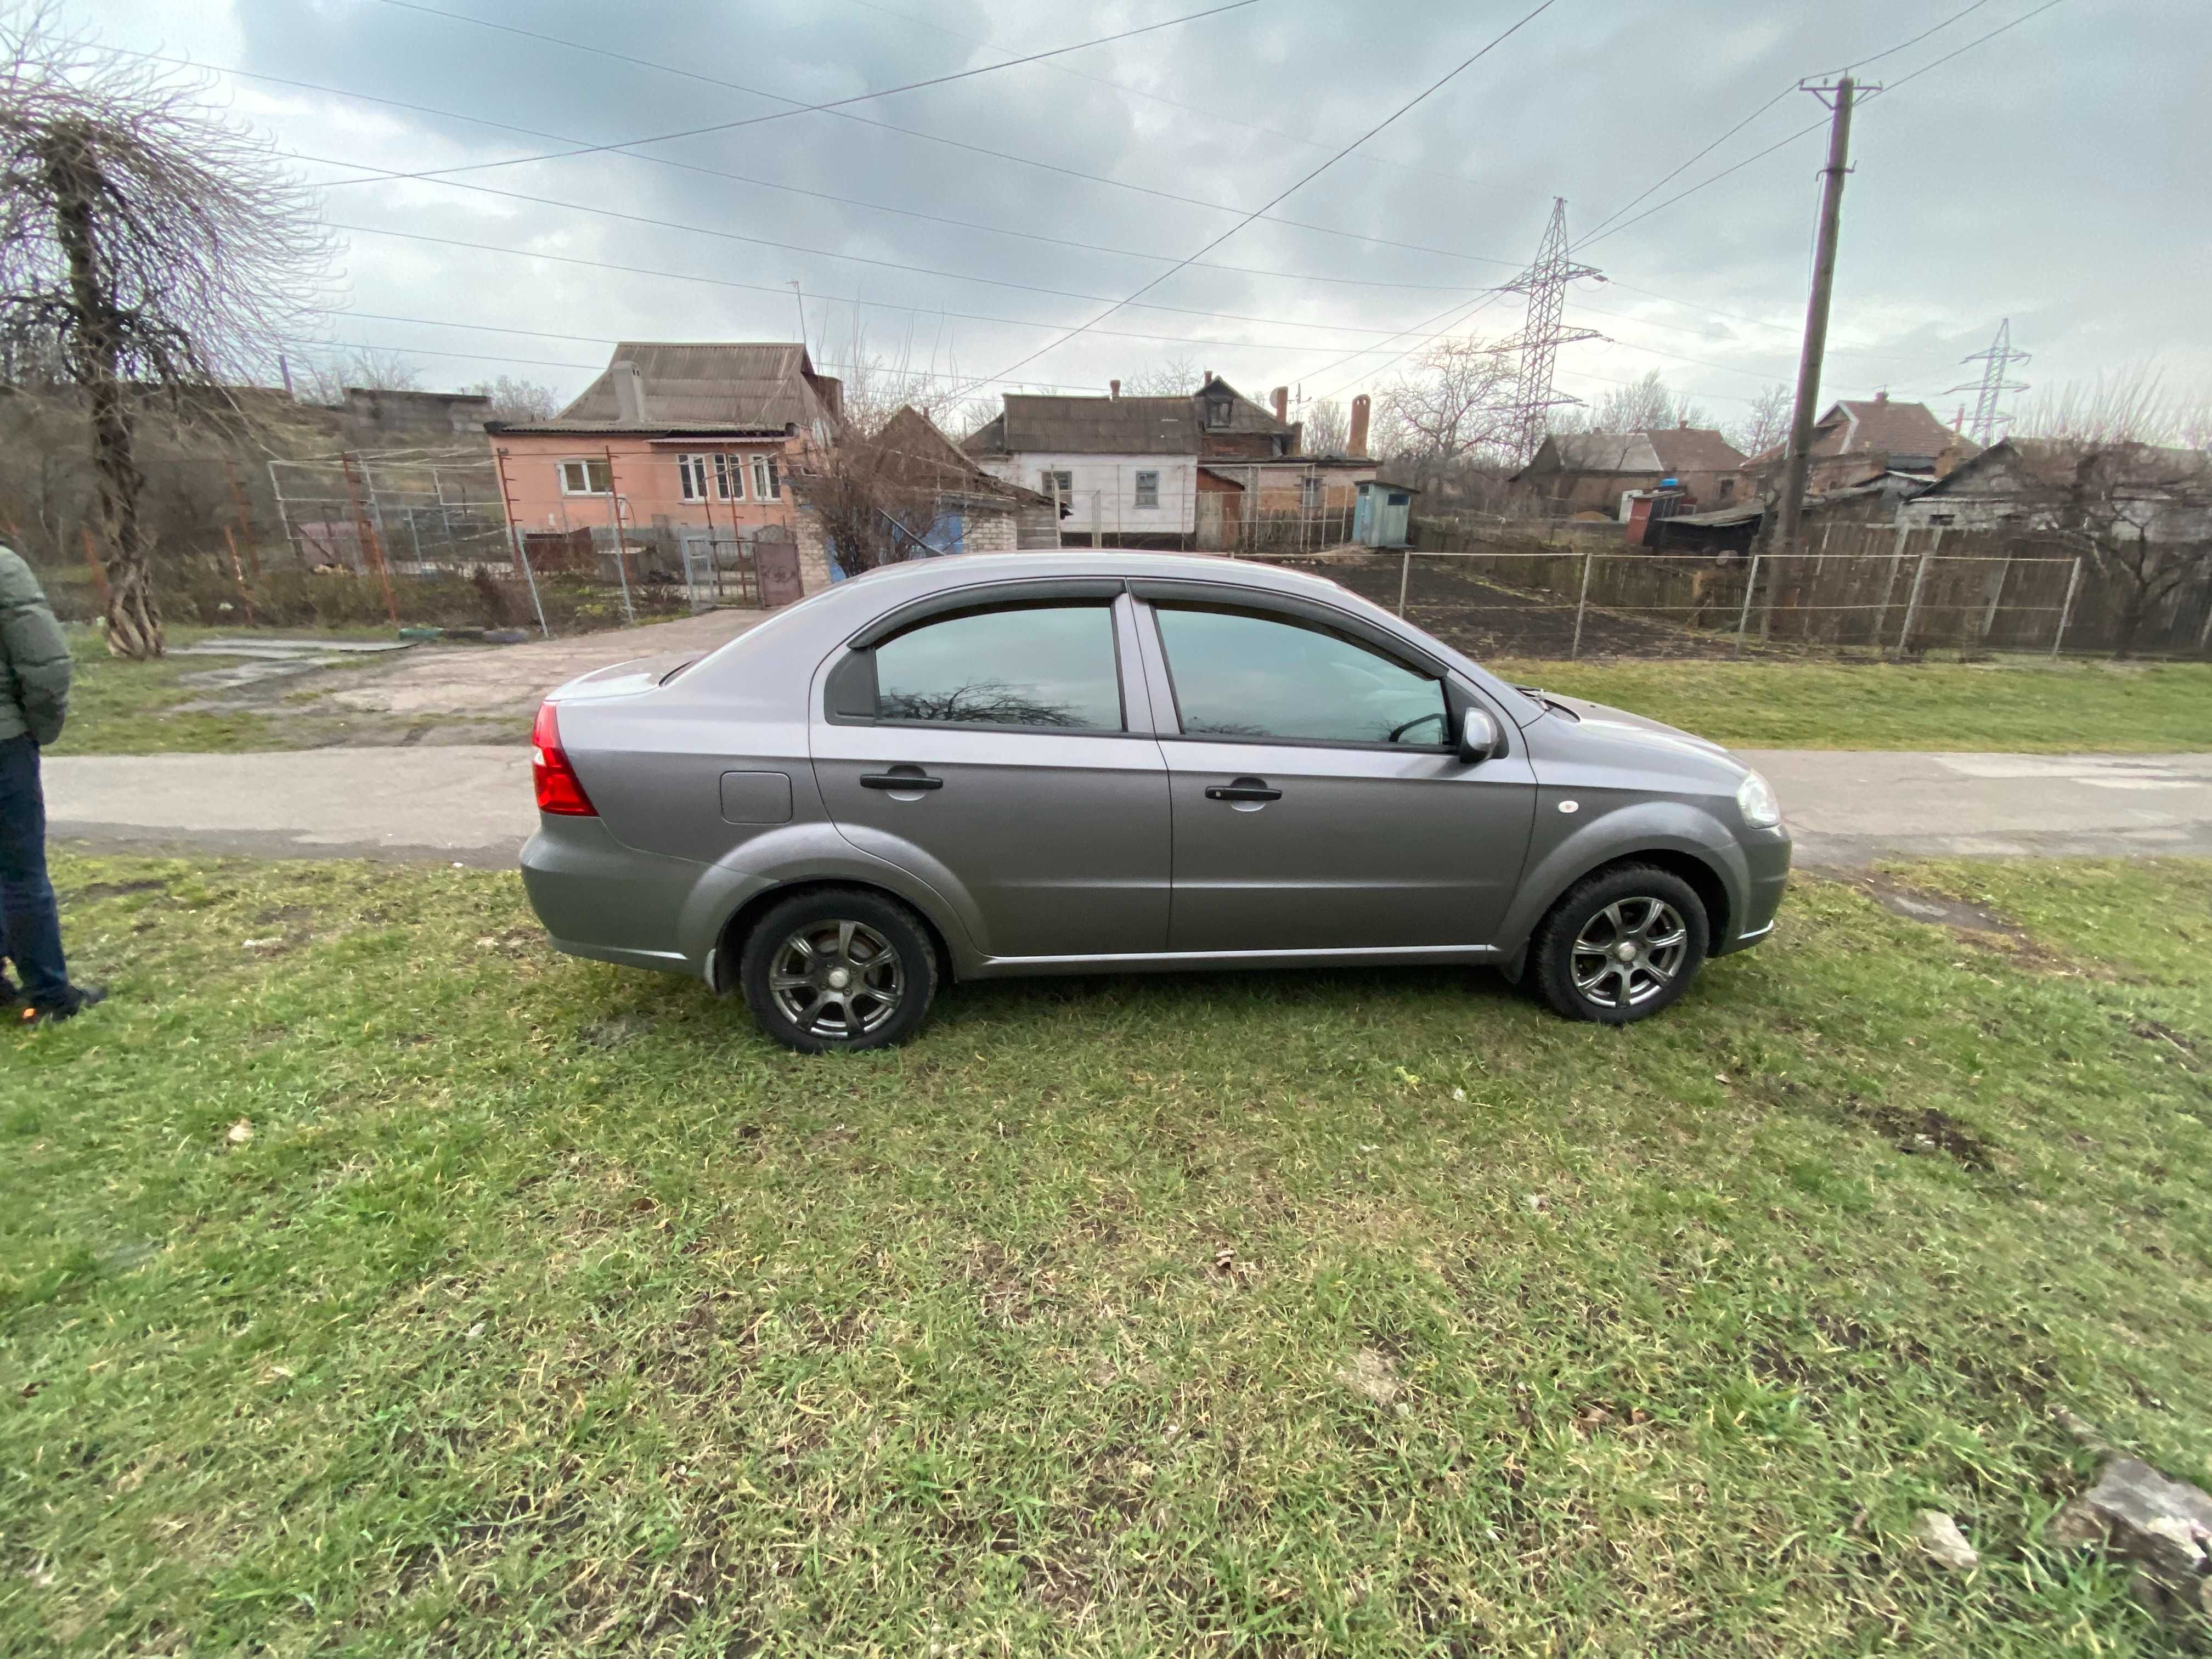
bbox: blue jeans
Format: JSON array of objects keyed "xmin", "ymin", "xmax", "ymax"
[{"xmin": 0, "ymin": 733, "xmax": 70, "ymax": 1007}]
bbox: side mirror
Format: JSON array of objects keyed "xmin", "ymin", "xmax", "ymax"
[{"xmin": 1457, "ymin": 706, "xmax": 1499, "ymax": 765}]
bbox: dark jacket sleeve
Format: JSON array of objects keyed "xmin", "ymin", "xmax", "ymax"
[{"xmin": 0, "ymin": 549, "xmax": 72, "ymax": 746}]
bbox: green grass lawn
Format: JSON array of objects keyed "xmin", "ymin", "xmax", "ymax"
[
  {"xmin": 5, "ymin": 855, "xmax": 2210, "ymax": 1654},
  {"xmin": 1489, "ymin": 657, "xmax": 2212, "ymax": 753}
]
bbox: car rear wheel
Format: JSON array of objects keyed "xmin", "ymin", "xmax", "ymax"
[
  {"xmin": 1528, "ymin": 864, "xmax": 1709, "ymax": 1024},
  {"xmin": 740, "ymin": 888, "xmax": 938, "ymax": 1053}
]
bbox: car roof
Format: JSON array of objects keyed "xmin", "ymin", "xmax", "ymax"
[{"xmin": 831, "ymin": 550, "xmax": 1353, "ymax": 602}]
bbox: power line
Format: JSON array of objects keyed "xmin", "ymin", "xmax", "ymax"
[
  {"xmin": 329, "ymin": 0, "xmax": 1265, "ymax": 188},
  {"xmin": 1576, "ymin": 88, "xmax": 1795, "ymax": 246},
  {"xmin": 1578, "ymin": 118, "xmax": 1831, "ymax": 251},
  {"xmin": 131, "ymin": 45, "xmax": 1517, "ymax": 293},
  {"xmin": 318, "ymin": 213, "xmax": 1477, "ymax": 342},
  {"xmin": 304, "ymin": 155, "xmax": 1494, "ymax": 326},
  {"xmin": 229, "ymin": 48, "xmax": 1522, "ymax": 275},
  {"xmin": 294, "ymin": 321, "xmax": 1111, "ymax": 393},
  {"xmin": 1868, "ymin": 0, "xmax": 2067, "ymax": 94},
  {"xmin": 321, "ymin": 224, "xmax": 1486, "ymax": 361},
  {"xmin": 974, "ymin": 0, "xmax": 1563, "ymax": 389},
  {"xmin": 1825, "ymin": 0, "xmax": 1994, "ymax": 73},
  {"xmin": 827, "ymin": 0, "xmax": 1536, "ymax": 201}
]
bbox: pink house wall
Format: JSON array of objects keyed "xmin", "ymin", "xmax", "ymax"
[{"xmin": 489, "ymin": 433, "xmax": 809, "ymax": 538}]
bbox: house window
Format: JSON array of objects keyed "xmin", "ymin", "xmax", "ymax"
[
  {"xmin": 712, "ymin": 454, "xmax": 744, "ymax": 502},
  {"xmin": 751, "ymin": 454, "xmax": 780, "ymax": 501},
  {"xmin": 1300, "ymin": 473, "xmax": 1322, "ymax": 510},
  {"xmin": 560, "ymin": 459, "xmax": 612, "ymax": 496},
  {"xmin": 1041, "ymin": 469, "xmax": 1073, "ymax": 502},
  {"xmin": 1206, "ymin": 397, "xmax": 1232, "ymax": 429},
  {"xmin": 1717, "ymin": 477, "xmax": 1737, "ymax": 503},
  {"xmin": 677, "ymin": 454, "xmax": 710, "ymax": 503},
  {"xmin": 1133, "ymin": 470, "xmax": 1159, "ymax": 510}
]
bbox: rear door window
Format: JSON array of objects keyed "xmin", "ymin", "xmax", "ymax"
[
  {"xmin": 1154, "ymin": 605, "xmax": 1447, "ymax": 746},
  {"xmin": 872, "ymin": 602, "xmax": 1123, "ymax": 731}
]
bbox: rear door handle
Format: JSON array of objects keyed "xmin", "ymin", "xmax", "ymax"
[
  {"xmin": 1205, "ymin": 782, "xmax": 1281, "ymax": 803},
  {"xmin": 861, "ymin": 772, "xmax": 944, "ymax": 791}
]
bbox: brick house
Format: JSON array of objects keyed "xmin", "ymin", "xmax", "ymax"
[
  {"xmin": 1512, "ymin": 426, "xmax": 1749, "ymax": 517},
  {"xmin": 485, "ymin": 341, "xmax": 840, "ymax": 583}
]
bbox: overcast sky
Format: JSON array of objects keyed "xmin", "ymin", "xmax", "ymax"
[{"xmin": 65, "ymin": 0, "xmax": 2212, "ymax": 432}]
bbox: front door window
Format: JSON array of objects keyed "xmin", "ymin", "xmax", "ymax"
[{"xmin": 1154, "ymin": 606, "xmax": 1447, "ymax": 746}]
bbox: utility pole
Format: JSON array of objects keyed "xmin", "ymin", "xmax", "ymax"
[{"xmin": 1770, "ymin": 76, "xmax": 1868, "ymax": 563}]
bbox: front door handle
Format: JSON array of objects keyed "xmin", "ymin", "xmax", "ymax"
[
  {"xmin": 1205, "ymin": 781, "xmax": 1281, "ymax": 803},
  {"xmin": 861, "ymin": 771, "xmax": 944, "ymax": 791}
]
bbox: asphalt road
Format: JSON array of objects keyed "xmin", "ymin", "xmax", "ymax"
[{"xmin": 43, "ymin": 746, "xmax": 2212, "ymax": 869}]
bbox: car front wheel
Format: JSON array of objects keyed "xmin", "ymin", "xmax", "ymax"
[
  {"xmin": 739, "ymin": 888, "xmax": 938, "ymax": 1053},
  {"xmin": 1528, "ymin": 864, "xmax": 1709, "ymax": 1024}
]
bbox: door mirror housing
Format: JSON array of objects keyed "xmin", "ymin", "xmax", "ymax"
[{"xmin": 1457, "ymin": 706, "xmax": 1500, "ymax": 765}]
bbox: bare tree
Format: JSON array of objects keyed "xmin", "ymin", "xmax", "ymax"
[
  {"xmin": 2005, "ymin": 437, "xmax": 2212, "ymax": 658},
  {"xmin": 1728, "ymin": 382, "xmax": 1792, "ymax": 458},
  {"xmin": 1301, "ymin": 398, "xmax": 1350, "ymax": 455},
  {"xmin": 290, "ymin": 347, "xmax": 421, "ymax": 407},
  {"xmin": 797, "ymin": 405, "xmax": 971, "ymax": 577},
  {"xmin": 0, "ymin": 7, "xmax": 329, "ymax": 656},
  {"xmin": 1120, "ymin": 356, "xmax": 1203, "ymax": 397},
  {"xmin": 1376, "ymin": 338, "xmax": 1514, "ymax": 464},
  {"xmin": 466, "ymin": 373, "xmax": 561, "ymax": 423}
]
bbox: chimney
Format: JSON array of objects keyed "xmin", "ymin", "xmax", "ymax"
[
  {"xmin": 1110, "ymin": 379, "xmax": 1120, "ymax": 399},
  {"xmin": 1348, "ymin": 393, "xmax": 1371, "ymax": 459},
  {"xmin": 1954, "ymin": 405, "xmax": 1965, "ymax": 432},
  {"xmin": 1873, "ymin": 388, "xmax": 1889, "ymax": 404},
  {"xmin": 1271, "ymin": 386, "xmax": 1289, "ymax": 424},
  {"xmin": 611, "ymin": 358, "xmax": 646, "ymax": 423}
]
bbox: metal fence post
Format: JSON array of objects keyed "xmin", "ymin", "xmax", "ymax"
[
  {"xmin": 1570, "ymin": 550, "xmax": 1593, "ymax": 659},
  {"xmin": 514, "ymin": 527, "xmax": 551, "ymax": 639},
  {"xmin": 1396, "ymin": 548, "xmax": 1411, "ymax": 617},
  {"xmin": 2051, "ymin": 557, "xmax": 2082, "ymax": 658},
  {"xmin": 603, "ymin": 444, "xmax": 635, "ymax": 625},
  {"xmin": 1733, "ymin": 553, "xmax": 1760, "ymax": 657},
  {"xmin": 1895, "ymin": 546, "xmax": 1932, "ymax": 658}
]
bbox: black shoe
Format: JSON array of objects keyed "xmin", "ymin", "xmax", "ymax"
[{"xmin": 20, "ymin": 984, "xmax": 106, "ymax": 1027}]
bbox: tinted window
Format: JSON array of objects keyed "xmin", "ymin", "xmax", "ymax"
[
  {"xmin": 1156, "ymin": 606, "xmax": 1447, "ymax": 746},
  {"xmin": 874, "ymin": 603, "xmax": 1121, "ymax": 731}
]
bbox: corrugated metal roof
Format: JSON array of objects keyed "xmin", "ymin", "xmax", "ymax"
[
  {"xmin": 555, "ymin": 342, "xmax": 838, "ymax": 429},
  {"xmin": 487, "ymin": 421, "xmax": 788, "ymax": 436}
]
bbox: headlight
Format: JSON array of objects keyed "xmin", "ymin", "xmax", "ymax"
[{"xmin": 1736, "ymin": 770, "xmax": 1782, "ymax": 829}]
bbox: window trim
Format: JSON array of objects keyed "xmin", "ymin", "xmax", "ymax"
[
  {"xmin": 751, "ymin": 452, "xmax": 781, "ymax": 501},
  {"xmin": 1133, "ymin": 469, "xmax": 1160, "ymax": 510},
  {"xmin": 1143, "ymin": 598, "xmax": 1468, "ymax": 755},
  {"xmin": 559, "ymin": 458, "xmax": 612, "ymax": 496},
  {"xmin": 825, "ymin": 592, "xmax": 1130, "ymax": 736},
  {"xmin": 676, "ymin": 453, "xmax": 710, "ymax": 504},
  {"xmin": 713, "ymin": 453, "xmax": 746, "ymax": 503}
]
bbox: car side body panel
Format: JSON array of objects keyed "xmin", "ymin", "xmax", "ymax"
[{"xmin": 516, "ymin": 552, "xmax": 1791, "ymax": 1007}]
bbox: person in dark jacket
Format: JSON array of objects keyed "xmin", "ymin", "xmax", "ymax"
[{"xmin": 0, "ymin": 541, "xmax": 105, "ymax": 1024}]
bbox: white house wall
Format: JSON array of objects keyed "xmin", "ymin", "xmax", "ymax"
[{"xmin": 975, "ymin": 454, "xmax": 1198, "ymax": 536}]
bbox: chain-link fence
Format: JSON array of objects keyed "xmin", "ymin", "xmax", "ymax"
[{"xmin": 1245, "ymin": 523, "xmax": 2212, "ymax": 662}]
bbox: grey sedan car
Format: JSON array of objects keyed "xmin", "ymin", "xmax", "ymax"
[{"xmin": 522, "ymin": 552, "xmax": 1790, "ymax": 1052}]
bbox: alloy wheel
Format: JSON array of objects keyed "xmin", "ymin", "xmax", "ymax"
[
  {"xmin": 768, "ymin": 919, "xmax": 906, "ymax": 1040},
  {"xmin": 1570, "ymin": 897, "xmax": 1689, "ymax": 1011}
]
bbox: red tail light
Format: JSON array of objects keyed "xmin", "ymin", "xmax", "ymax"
[{"xmin": 532, "ymin": 701, "xmax": 597, "ymax": 816}]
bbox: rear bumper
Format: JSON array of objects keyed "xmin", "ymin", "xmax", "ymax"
[
  {"xmin": 1717, "ymin": 829, "xmax": 1792, "ymax": 955},
  {"xmin": 520, "ymin": 815, "xmax": 706, "ymax": 979}
]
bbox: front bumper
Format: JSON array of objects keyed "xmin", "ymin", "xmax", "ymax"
[{"xmin": 1717, "ymin": 828, "xmax": 1792, "ymax": 954}]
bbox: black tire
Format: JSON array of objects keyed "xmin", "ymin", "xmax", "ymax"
[
  {"xmin": 738, "ymin": 887, "xmax": 938, "ymax": 1053},
  {"xmin": 1527, "ymin": 863, "xmax": 1709, "ymax": 1025}
]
